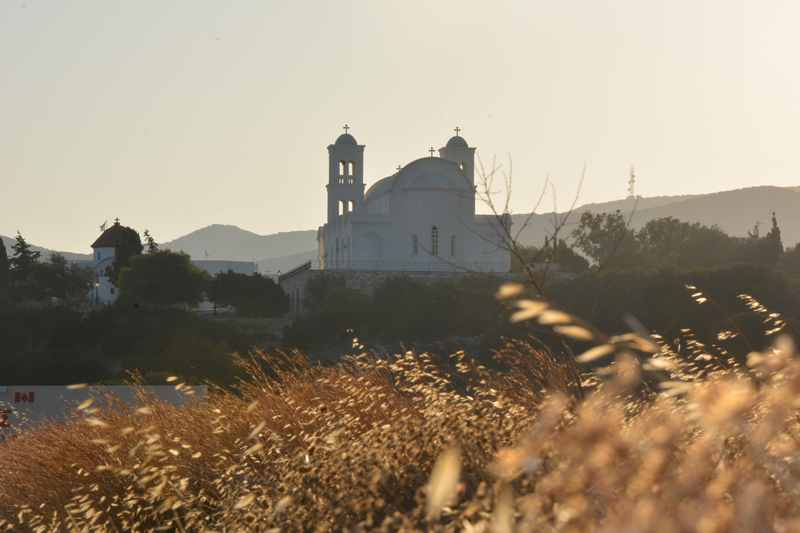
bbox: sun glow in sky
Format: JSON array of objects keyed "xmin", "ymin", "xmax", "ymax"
[{"xmin": 2, "ymin": 1, "xmax": 799, "ymax": 252}]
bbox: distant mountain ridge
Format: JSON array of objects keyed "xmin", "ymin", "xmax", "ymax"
[
  {"xmin": 511, "ymin": 185, "xmax": 800, "ymax": 248},
  {"xmin": 5, "ymin": 185, "xmax": 798, "ymax": 269},
  {"xmin": 0, "ymin": 235, "xmax": 91, "ymax": 263},
  {"xmin": 161, "ymin": 225, "xmax": 317, "ymax": 265}
]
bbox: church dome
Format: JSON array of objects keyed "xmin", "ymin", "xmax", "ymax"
[
  {"xmin": 335, "ymin": 133, "xmax": 358, "ymax": 145},
  {"xmin": 91, "ymin": 221, "xmax": 140, "ymax": 249},
  {"xmin": 446, "ymin": 135, "xmax": 468, "ymax": 148},
  {"xmin": 364, "ymin": 175, "xmax": 396, "ymax": 202}
]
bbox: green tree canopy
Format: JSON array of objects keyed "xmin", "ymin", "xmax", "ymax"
[
  {"xmin": 0, "ymin": 239, "xmax": 9, "ymax": 305},
  {"xmin": 211, "ymin": 271, "xmax": 288, "ymax": 317},
  {"xmin": 571, "ymin": 211, "xmax": 640, "ymax": 269},
  {"xmin": 636, "ymin": 217, "xmax": 738, "ymax": 270},
  {"xmin": 0, "ymin": 238, "xmax": 8, "ymax": 295},
  {"xmin": 9, "ymin": 232, "xmax": 41, "ymax": 279},
  {"xmin": 510, "ymin": 240, "xmax": 589, "ymax": 281},
  {"xmin": 143, "ymin": 230, "xmax": 159, "ymax": 254},
  {"xmin": 779, "ymin": 243, "xmax": 800, "ymax": 282},
  {"xmin": 118, "ymin": 250, "xmax": 209, "ymax": 307},
  {"xmin": 108, "ymin": 226, "xmax": 144, "ymax": 285},
  {"xmin": 32, "ymin": 254, "xmax": 94, "ymax": 302}
]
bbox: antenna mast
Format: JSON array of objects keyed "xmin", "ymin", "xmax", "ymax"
[{"xmin": 627, "ymin": 165, "xmax": 637, "ymax": 199}]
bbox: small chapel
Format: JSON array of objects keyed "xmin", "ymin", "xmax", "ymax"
[{"xmin": 280, "ymin": 127, "xmax": 512, "ymax": 315}]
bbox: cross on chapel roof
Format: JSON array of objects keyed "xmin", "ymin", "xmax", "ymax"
[
  {"xmin": 429, "ymin": 146, "xmax": 436, "ymax": 157},
  {"xmin": 343, "ymin": 124, "xmax": 350, "ymax": 134},
  {"xmin": 454, "ymin": 126, "xmax": 461, "ymax": 136}
]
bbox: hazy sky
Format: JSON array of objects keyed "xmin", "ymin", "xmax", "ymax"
[{"xmin": 2, "ymin": 1, "xmax": 799, "ymax": 252}]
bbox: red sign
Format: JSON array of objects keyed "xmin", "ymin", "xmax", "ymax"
[{"xmin": 14, "ymin": 392, "xmax": 34, "ymax": 403}]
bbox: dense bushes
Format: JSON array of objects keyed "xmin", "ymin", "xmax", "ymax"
[
  {"xmin": 283, "ymin": 275, "xmax": 514, "ymax": 349},
  {"xmin": 211, "ymin": 271, "xmax": 288, "ymax": 317},
  {"xmin": 118, "ymin": 250, "xmax": 209, "ymax": 307},
  {"xmin": 2, "ymin": 314, "xmax": 800, "ymax": 530},
  {"xmin": 282, "ymin": 264, "xmax": 799, "ymax": 359},
  {"xmin": 549, "ymin": 263, "xmax": 799, "ymax": 353},
  {"xmin": 0, "ymin": 307, "xmax": 256, "ymax": 385}
]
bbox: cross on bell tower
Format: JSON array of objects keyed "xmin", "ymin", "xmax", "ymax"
[
  {"xmin": 429, "ymin": 146, "xmax": 436, "ymax": 157},
  {"xmin": 343, "ymin": 124, "xmax": 350, "ymax": 134},
  {"xmin": 454, "ymin": 126, "xmax": 461, "ymax": 136}
]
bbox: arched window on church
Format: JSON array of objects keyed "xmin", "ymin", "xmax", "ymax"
[
  {"xmin": 338, "ymin": 161, "xmax": 346, "ymax": 178},
  {"xmin": 411, "ymin": 234, "xmax": 419, "ymax": 256},
  {"xmin": 348, "ymin": 200, "xmax": 354, "ymax": 212},
  {"xmin": 347, "ymin": 161, "xmax": 355, "ymax": 177},
  {"xmin": 431, "ymin": 226, "xmax": 439, "ymax": 256},
  {"xmin": 459, "ymin": 162, "xmax": 465, "ymax": 171},
  {"xmin": 450, "ymin": 235, "xmax": 456, "ymax": 257}
]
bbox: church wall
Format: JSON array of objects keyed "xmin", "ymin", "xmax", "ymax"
[
  {"xmin": 92, "ymin": 246, "xmax": 118, "ymax": 305},
  {"xmin": 318, "ymin": 130, "xmax": 511, "ymax": 275}
]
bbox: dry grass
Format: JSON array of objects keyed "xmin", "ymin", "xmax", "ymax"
[{"xmin": 1, "ymin": 290, "xmax": 799, "ymax": 532}]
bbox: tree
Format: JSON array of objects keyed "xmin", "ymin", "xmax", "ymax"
[
  {"xmin": 0, "ymin": 239, "xmax": 8, "ymax": 300},
  {"xmin": 34, "ymin": 254, "xmax": 94, "ymax": 302},
  {"xmin": 636, "ymin": 217, "xmax": 738, "ymax": 270},
  {"xmin": 143, "ymin": 230, "xmax": 159, "ymax": 254},
  {"xmin": 778, "ymin": 243, "xmax": 800, "ymax": 282},
  {"xmin": 304, "ymin": 274, "xmax": 349, "ymax": 313},
  {"xmin": 118, "ymin": 250, "xmax": 209, "ymax": 307},
  {"xmin": 211, "ymin": 271, "xmax": 288, "ymax": 317},
  {"xmin": 108, "ymin": 225, "xmax": 144, "ymax": 286},
  {"xmin": 571, "ymin": 211, "xmax": 640, "ymax": 269},
  {"xmin": 544, "ymin": 238, "xmax": 590, "ymax": 274},
  {"xmin": 9, "ymin": 232, "xmax": 40, "ymax": 279},
  {"xmin": 735, "ymin": 214, "xmax": 784, "ymax": 268},
  {"xmin": 511, "ymin": 240, "xmax": 589, "ymax": 276},
  {"xmin": 763, "ymin": 212, "xmax": 784, "ymax": 264}
]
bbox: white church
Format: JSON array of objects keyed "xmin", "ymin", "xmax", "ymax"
[{"xmin": 280, "ymin": 127, "xmax": 512, "ymax": 314}]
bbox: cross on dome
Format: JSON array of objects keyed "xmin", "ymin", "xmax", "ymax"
[
  {"xmin": 343, "ymin": 124, "xmax": 350, "ymax": 134},
  {"xmin": 454, "ymin": 126, "xmax": 461, "ymax": 136},
  {"xmin": 429, "ymin": 146, "xmax": 436, "ymax": 157}
]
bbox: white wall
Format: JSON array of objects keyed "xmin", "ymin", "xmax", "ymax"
[
  {"xmin": 0, "ymin": 385, "xmax": 207, "ymax": 438},
  {"xmin": 92, "ymin": 247, "xmax": 118, "ymax": 305}
]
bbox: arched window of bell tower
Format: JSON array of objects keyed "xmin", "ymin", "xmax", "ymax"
[
  {"xmin": 338, "ymin": 201, "xmax": 345, "ymax": 216},
  {"xmin": 348, "ymin": 200, "xmax": 354, "ymax": 212},
  {"xmin": 338, "ymin": 161, "xmax": 346, "ymax": 179},
  {"xmin": 347, "ymin": 161, "xmax": 355, "ymax": 177}
]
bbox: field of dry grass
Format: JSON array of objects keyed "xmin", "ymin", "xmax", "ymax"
[{"xmin": 1, "ymin": 285, "xmax": 799, "ymax": 532}]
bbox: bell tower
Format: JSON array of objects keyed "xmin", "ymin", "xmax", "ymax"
[
  {"xmin": 439, "ymin": 127, "xmax": 477, "ymax": 214},
  {"xmin": 327, "ymin": 124, "xmax": 365, "ymax": 222},
  {"xmin": 438, "ymin": 126, "xmax": 476, "ymax": 187}
]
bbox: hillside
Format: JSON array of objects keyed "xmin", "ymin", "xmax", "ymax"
[
  {"xmin": 257, "ymin": 249, "xmax": 317, "ymax": 275},
  {"xmin": 0, "ymin": 235, "xmax": 91, "ymax": 263},
  {"xmin": 161, "ymin": 225, "xmax": 317, "ymax": 262},
  {"xmin": 511, "ymin": 185, "xmax": 800, "ymax": 247},
  {"xmin": 7, "ymin": 185, "xmax": 797, "ymax": 266}
]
